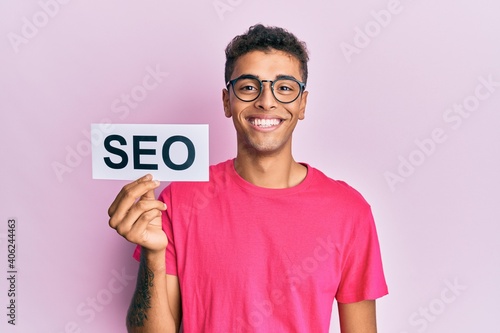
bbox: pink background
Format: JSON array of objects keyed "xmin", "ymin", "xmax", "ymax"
[{"xmin": 1, "ymin": 1, "xmax": 499, "ymax": 332}]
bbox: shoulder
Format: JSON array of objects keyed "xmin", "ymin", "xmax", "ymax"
[{"xmin": 306, "ymin": 164, "xmax": 371, "ymax": 211}]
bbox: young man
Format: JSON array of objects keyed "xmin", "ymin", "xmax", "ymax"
[{"xmin": 108, "ymin": 24, "xmax": 388, "ymax": 332}]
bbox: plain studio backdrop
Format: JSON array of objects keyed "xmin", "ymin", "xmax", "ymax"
[{"xmin": 1, "ymin": 0, "xmax": 499, "ymax": 332}]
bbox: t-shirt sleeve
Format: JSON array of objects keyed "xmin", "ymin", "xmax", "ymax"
[
  {"xmin": 132, "ymin": 185, "xmax": 178, "ymax": 276},
  {"xmin": 335, "ymin": 206, "xmax": 388, "ymax": 303}
]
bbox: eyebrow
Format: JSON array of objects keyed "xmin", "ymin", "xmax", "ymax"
[{"xmin": 239, "ymin": 73, "xmax": 300, "ymax": 81}]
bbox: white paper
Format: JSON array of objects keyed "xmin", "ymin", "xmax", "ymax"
[{"xmin": 91, "ymin": 124, "xmax": 209, "ymax": 181}]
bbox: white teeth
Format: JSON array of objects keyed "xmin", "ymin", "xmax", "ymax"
[{"xmin": 251, "ymin": 118, "xmax": 281, "ymax": 127}]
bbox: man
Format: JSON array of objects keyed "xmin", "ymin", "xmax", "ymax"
[{"xmin": 108, "ymin": 24, "xmax": 388, "ymax": 332}]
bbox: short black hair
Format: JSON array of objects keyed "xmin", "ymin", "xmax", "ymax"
[{"xmin": 224, "ymin": 24, "xmax": 309, "ymax": 85}]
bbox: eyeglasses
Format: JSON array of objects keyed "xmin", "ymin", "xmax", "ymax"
[{"xmin": 226, "ymin": 74, "xmax": 306, "ymax": 104}]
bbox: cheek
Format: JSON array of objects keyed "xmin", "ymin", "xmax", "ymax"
[
  {"xmin": 231, "ymin": 102, "xmax": 252, "ymax": 118},
  {"xmin": 287, "ymin": 105, "xmax": 305, "ymax": 120}
]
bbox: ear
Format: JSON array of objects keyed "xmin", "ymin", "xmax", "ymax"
[
  {"xmin": 298, "ymin": 90, "xmax": 308, "ymax": 120},
  {"xmin": 222, "ymin": 89, "xmax": 232, "ymax": 118}
]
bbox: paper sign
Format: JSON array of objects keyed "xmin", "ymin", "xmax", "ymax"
[{"xmin": 91, "ymin": 124, "xmax": 209, "ymax": 181}]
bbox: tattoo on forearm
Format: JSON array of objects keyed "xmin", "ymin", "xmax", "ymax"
[{"xmin": 127, "ymin": 256, "xmax": 155, "ymax": 327}]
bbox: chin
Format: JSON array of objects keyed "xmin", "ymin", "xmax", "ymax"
[{"xmin": 244, "ymin": 139, "xmax": 288, "ymax": 155}]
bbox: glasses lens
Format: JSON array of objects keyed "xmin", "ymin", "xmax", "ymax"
[
  {"xmin": 273, "ymin": 79, "xmax": 301, "ymax": 103},
  {"xmin": 232, "ymin": 77, "xmax": 261, "ymax": 102},
  {"xmin": 231, "ymin": 77, "xmax": 303, "ymax": 103}
]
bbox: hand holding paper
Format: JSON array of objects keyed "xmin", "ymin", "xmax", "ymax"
[{"xmin": 108, "ymin": 174, "xmax": 168, "ymax": 252}]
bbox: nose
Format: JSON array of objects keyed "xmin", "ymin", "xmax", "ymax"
[{"xmin": 255, "ymin": 81, "xmax": 277, "ymax": 111}]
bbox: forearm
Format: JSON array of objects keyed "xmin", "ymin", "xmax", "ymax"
[{"xmin": 127, "ymin": 250, "xmax": 177, "ymax": 333}]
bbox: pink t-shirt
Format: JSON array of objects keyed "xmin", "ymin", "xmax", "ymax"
[{"xmin": 134, "ymin": 159, "xmax": 388, "ymax": 332}]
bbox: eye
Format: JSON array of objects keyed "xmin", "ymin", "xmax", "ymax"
[
  {"xmin": 241, "ymin": 85, "xmax": 258, "ymax": 91},
  {"xmin": 235, "ymin": 78, "xmax": 260, "ymax": 94},
  {"xmin": 275, "ymin": 80, "xmax": 298, "ymax": 94}
]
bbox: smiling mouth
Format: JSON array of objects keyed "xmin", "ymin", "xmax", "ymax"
[{"xmin": 248, "ymin": 118, "xmax": 283, "ymax": 128}]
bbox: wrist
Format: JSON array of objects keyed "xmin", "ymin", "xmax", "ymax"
[{"xmin": 141, "ymin": 248, "xmax": 166, "ymax": 273}]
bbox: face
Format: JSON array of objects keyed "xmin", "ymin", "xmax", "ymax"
[{"xmin": 223, "ymin": 50, "xmax": 308, "ymax": 155}]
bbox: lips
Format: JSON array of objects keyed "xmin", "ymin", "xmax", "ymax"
[{"xmin": 248, "ymin": 117, "xmax": 283, "ymax": 128}]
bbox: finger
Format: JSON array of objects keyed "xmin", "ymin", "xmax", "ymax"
[
  {"xmin": 141, "ymin": 181, "xmax": 160, "ymax": 201},
  {"xmin": 108, "ymin": 174, "xmax": 158, "ymax": 217},
  {"xmin": 111, "ymin": 199, "xmax": 166, "ymax": 232},
  {"xmin": 121, "ymin": 209, "xmax": 163, "ymax": 245},
  {"xmin": 109, "ymin": 174, "xmax": 153, "ymax": 214}
]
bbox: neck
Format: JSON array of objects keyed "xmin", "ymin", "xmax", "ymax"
[{"xmin": 234, "ymin": 148, "xmax": 307, "ymax": 189}]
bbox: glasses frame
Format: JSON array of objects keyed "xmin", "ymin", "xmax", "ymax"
[{"xmin": 226, "ymin": 74, "xmax": 306, "ymax": 104}]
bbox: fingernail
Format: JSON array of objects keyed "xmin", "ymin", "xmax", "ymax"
[{"xmin": 154, "ymin": 180, "xmax": 160, "ymax": 186}]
